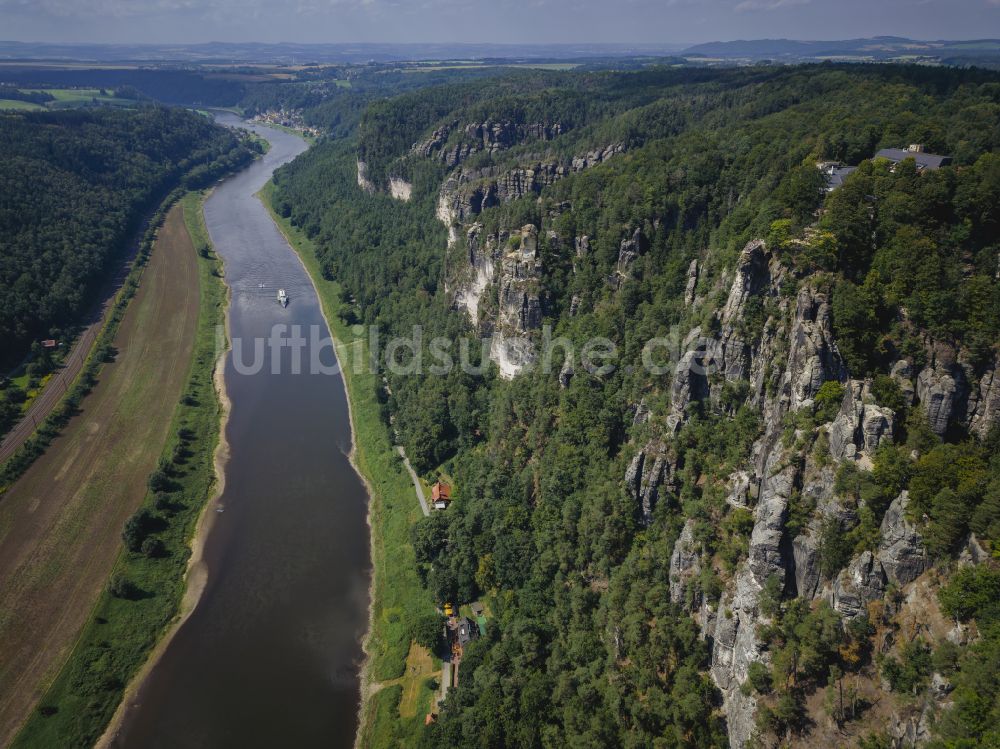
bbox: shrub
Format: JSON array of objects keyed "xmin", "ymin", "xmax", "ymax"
[
  {"xmin": 858, "ymin": 733, "xmax": 891, "ymax": 749},
  {"xmin": 924, "ymin": 488, "xmax": 969, "ymax": 556},
  {"xmin": 760, "ymin": 574, "xmax": 784, "ymax": 618},
  {"xmin": 122, "ymin": 508, "xmax": 157, "ymax": 552},
  {"xmin": 871, "ymin": 374, "xmax": 906, "ymax": 413},
  {"xmin": 818, "ymin": 516, "xmax": 855, "ymax": 578},
  {"xmin": 746, "ymin": 661, "xmax": 772, "ymax": 694},
  {"xmin": 767, "ymin": 218, "xmax": 793, "ymax": 252},
  {"xmin": 412, "ymin": 612, "xmax": 445, "ymax": 653},
  {"xmin": 772, "ymin": 693, "xmax": 807, "ymax": 734},
  {"xmin": 814, "ymin": 380, "xmax": 845, "ymax": 423},
  {"xmin": 140, "ymin": 536, "xmax": 167, "ymax": 558},
  {"xmin": 882, "ymin": 639, "xmax": 932, "ymax": 694},
  {"xmin": 109, "ymin": 574, "xmax": 140, "ymax": 600},
  {"xmin": 938, "ymin": 566, "xmax": 1000, "ymax": 622},
  {"xmin": 932, "ymin": 640, "xmax": 960, "ymax": 676},
  {"xmin": 153, "ymin": 492, "xmax": 175, "ymax": 513},
  {"xmin": 148, "ymin": 469, "xmax": 171, "ymax": 492}
]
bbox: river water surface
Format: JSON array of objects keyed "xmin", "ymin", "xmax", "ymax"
[{"xmin": 112, "ymin": 116, "xmax": 371, "ymax": 748}]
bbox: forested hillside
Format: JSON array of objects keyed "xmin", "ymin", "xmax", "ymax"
[
  {"xmin": 0, "ymin": 107, "xmax": 255, "ymax": 371},
  {"xmin": 274, "ymin": 64, "xmax": 1000, "ymax": 747},
  {"xmin": 0, "ymin": 69, "xmax": 244, "ymax": 106}
]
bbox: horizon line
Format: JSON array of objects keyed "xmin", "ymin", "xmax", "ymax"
[{"xmin": 2, "ymin": 35, "xmax": 999, "ymax": 48}]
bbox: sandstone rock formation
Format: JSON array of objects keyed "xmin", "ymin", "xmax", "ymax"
[
  {"xmin": 452, "ymin": 223, "xmax": 497, "ymax": 327},
  {"xmin": 356, "ymin": 159, "xmax": 375, "ymax": 194},
  {"xmin": 615, "ymin": 227, "xmax": 649, "ymax": 282},
  {"xmin": 916, "ymin": 359, "xmax": 967, "ymax": 436},
  {"xmin": 792, "ymin": 463, "xmax": 850, "ymax": 599},
  {"xmin": 489, "ymin": 225, "xmax": 543, "ymax": 379},
  {"xmin": 969, "ymin": 363, "xmax": 1000, "ymax": 439},
  {"xmin": 783, "ymin": 286, "xmax": 847, "ymax": 411},
  {"xmin": 413, "ymin": 119, "xmax": 565, "ymax": 168},
  {"xmin": 670, "ymin": 519, "xmax": 702, "ymax": 607},
  {"xmin": 829, "ymin": 380, "xmax": 895, "ymax": 461},
  {"xmin": 436, "ymin": 144, "xmax": 624, "ymax": 227},
  {"xmin": 625, "ymin": 440, "xmax": 673, "ymax": 526},
  {"xmin": 684, "ymin": 258, "xmax": 699, "ymax": 306},
  {"xmin": 388, "ymin": 176, "xmax": 412, "ymax": 201},
  {"xmin": 877, "ymin": 491, "xmax": 929, "ymax": 586},
  {"xmin": 711, "ymin": 445, "xmax": 797, "ymax": 747},
  {"xmin": 832, "ymin": 550, "xmax": 887, "ymax": 619},
  {"xmin": 891, "ymin": 359, "xmax": 916, "ymax": 406}
]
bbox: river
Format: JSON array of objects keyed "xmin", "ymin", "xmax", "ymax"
[{"xmin": 111, "ymin": 115, "xmax": 371, "ymax": 748}]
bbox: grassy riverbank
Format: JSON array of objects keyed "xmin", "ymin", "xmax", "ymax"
[
  {"xmin": 10, "ymin": 192, "xmax": 228, "ymax": 748},
  {"xmin": 259, "ymin": 181, "xmax": 439, "ymax": 748}
]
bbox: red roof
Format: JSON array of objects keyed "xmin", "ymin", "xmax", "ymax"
[
  {"xmin": 41, "ymin": 339, "xmax": 57, "ymax": 348},
  {"xmin": 432, "ymin": 481, "xmax": 451, "ymax": 502}
]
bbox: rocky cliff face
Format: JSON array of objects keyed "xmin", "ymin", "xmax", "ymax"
[
  {"xmin": 829, "ymin": 380, "xmax": 895, "ymax": 463},
  {"xmin": 916, "ymin": 358, "xmax": 967, "ymax": 436},
  {"xmin": 784, "ymin": 285, "xmax": 847, "ymax": 412},
  {"xmin": 655, "ymin": 239, "xmax": 853, "ymax": 746},
  {"xmin": 625, "ymin": 439, "xmax": 674, "ymax": 527},
  {"xmin": 708, "ymin": 438, "xmax": 802, "ymax": 746},
  {"xmin": 452, "ymin": 223, "xmax": 498, "ymax": 327},
  {"xmin": 413, "ymin": 119, "xmax": 565, "ymax": 168},
  {"xmin": 905, "ymin": 348, "xmax": 1000, "ymax": 441},
  {"xmin": 361, "ymin": 101, "xmax": 992, "ymax": 743},
  {"xmin": 356, "ymin": 159, "xmax": 376, "ymax": 194},
  {"xmin": 714, "ymin": 240, "xmax": 784, "ymax": 411},
  {"xmin": 792, "ymin": 463, "xmax": 848, "ymax": 600},
  {"xmin": 489, "ymin": 225, "xmax": 544, "ymax": 379},
  {"xmin": 876, "ymin": 491, "xmax": 929, "ymax": 586},
  {"xmin": 830, "ymin": 491, "xmax": 929, "ymax": 620},
  {"xmin": 968, "ymin": 361, "xmax": 1000, "ymax": 439},
  {"xmin": 436, "ymin": 144, "xmax": 625, "ymax": 226},
  {"xmin": 608, "ymin": 229, "xmax": 992, "ymax": 745},
  {"xmin": 614, "ymin": 227, "xmax": 650, "ymax": 285},
  {"xmin": 434, "ymin": 142, "xmax": 625, "ymax": 378},
  {"xmin": 388, "ymin": 176, "xmax": 412, "ymax": 201},
  {"xmin": 637, "ymin": 233, "xmax": 989, "ymax": 746},
  {"xmin": 669, "ymin": 519, "xmax": 703, "ymax": 608}
]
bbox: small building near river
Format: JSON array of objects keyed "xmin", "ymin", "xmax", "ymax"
[{"xmin": 432, "ymin": 480, "xmax": 452, "ymax": 510}]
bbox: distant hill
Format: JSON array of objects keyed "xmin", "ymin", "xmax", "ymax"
[
  {"xmin": 683, "ymin": 36, "xmax": 1000, "ymax": 66},
  {"xmin": 0, "ymin": 40, "xmax": 686, "ymax": 64}
]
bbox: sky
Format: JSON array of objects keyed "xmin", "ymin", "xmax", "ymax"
[{"xmin": 0, "ymin": 0, "xmax": 999, "ymax": 46}]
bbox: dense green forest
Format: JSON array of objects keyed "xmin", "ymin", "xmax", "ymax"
[
  {"xmin": 0, "ymin": 69, "xmax": 245, "ymax": 106},
  {"xmin": 275, "ymin": 64, "xmax": 1000, "ymax": 747},
  {"xmin": 239, "ymin": 65, "xmax": 511, "ymax": 126},
  {"xmin": 0, "ymin": 107, "xmax": 254, "ymax": 376}
]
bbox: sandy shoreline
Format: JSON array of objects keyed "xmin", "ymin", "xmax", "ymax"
[{"xmin": 94, "ymin": 193, "xmax": 234, "ymax": 749}]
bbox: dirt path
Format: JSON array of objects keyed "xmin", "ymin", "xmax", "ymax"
[
  {"xmin": 0, "ymin": 206, "xmax": 201, "ymax": 746},
  {"xmin": 369, "ymin": 642, "xmax": 440, "ymax": 720},
  {"xmin": 395, "ymin": 445, "xmax": 430, "ymax": 517}
]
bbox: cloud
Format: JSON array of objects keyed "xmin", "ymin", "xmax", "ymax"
[
  {"xmin": 735, "ymin": 0, "xmax": 810, "ymax": 10},
  {"xmin": 0, "ymin": 0, "xmax": 203, "ymax": 17},
  {"xmin": 0, "ymin": 0, "xmax": 376, "ymax": 17}
]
